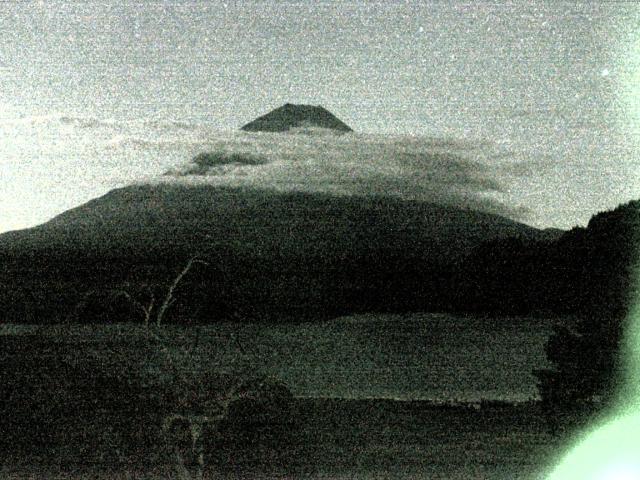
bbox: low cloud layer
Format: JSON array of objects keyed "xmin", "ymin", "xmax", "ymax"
[
  {"xmin": 167, "ymin": 151, "xmax": 269, "ymax": 176},
  {"xmin": 159, "ymin": 129, "xmax": 526, "ymax": 220},
  {"xmin": 3, "ymin": 112, "xmax": 634, "ymax": 234}
]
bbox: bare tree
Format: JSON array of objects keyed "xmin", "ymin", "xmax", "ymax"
[
  {"xmin": 155, "ymin": 257, "xmax": 209, "ymax": 327},
  {"xmin": 160, "ymin": 381, "xmax": 249, "ymax": 480},
  {"xmin": 76, "ymin": 256, "xmax": 287, "ymax": 478},
  {"xmin": 125, "ymin": 257, "xmax": 251, "ymax": 479},
  {"xmin": 119, "ymin": 287, "xmax": 155, "ymax": 326}
]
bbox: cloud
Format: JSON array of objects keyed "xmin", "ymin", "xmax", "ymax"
[
  {"xmin": 158, "ymin": 130, "xmax": 527, "ymax": 221},
  {"xmin": 167, "ymin": 151, "xmax": 269, "ymax": 176}
]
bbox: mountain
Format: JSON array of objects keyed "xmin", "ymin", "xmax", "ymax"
[
  {"xmin": 0, "ymin": 185, "xmax": 556, "ymax": 324},
  {"xmin": 240, "ymin": 104, "xmax": 353, "ymax": 133}
]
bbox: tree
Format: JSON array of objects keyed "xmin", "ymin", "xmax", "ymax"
[
  {"xmin": 105, "ymin": 256, "xmax": 210, "ymax": 327},
  {"xmin": 0, "ymin": 257, "xmax": 292, "ymax": 478},
  {"xmin": 534, "ymin": 200, "xmax": 639, "ymax": 433},
  {"xmin": 112, "ymin": 256, "xmax": 292, "ymax": 479}
]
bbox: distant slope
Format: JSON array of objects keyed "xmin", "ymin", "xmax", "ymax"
[
  {"xmin": 0, "ymin": 184, "xmax": 545, "ymax": 258},
  {"xmin": 0, "ymin": 185, "xmax": 554, "ymax": 323},
  {"xmin": 241, "ymin": 103, "xmax": 353, "ymax": 132}
]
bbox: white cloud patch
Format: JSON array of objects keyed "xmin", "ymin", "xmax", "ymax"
[{"xmin": 158, "ymin": 129, "xmax": 524, "ymax": 220}]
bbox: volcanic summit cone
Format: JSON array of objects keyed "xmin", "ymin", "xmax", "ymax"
[{"xmin": 241, "ymin": 103, "xmax": 353, "ymax": 133}]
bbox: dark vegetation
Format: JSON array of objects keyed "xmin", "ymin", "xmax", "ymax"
[
  {"xmin": 211, "ymin": 399, "xmax": 557, "ymax": 479},
  {"xmin": 0, "ymin": 190, "xmax": 635, "ymax": 328},
  {"xmin": 434, "ymin": 198, "xmax": 639, "ymax": 431},
  {"xmin": 0, "ymin": 386, "xmax": 558, "ymax": 478},
  {"xmin": 454, "ymin": 200, "xmax": 639, "ymax": 317},
  {"xmin": 530, "ymin": 200, "xmax": 640, "ymax": 430},
  {"xmin": 0, "ymin": 334, "xmax": 161, "ymax": 460},
  {"xmin": 0, "ymin": 330, "xmax": 293, "ymax": 472}
]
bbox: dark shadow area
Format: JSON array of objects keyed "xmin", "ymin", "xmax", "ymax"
[{"xmin": 0, "ymin": 185, "xmax": 551, "ymax": 324}]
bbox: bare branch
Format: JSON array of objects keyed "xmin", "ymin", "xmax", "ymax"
[
  {"xmin": 156, "ymin": 257, "xmax": 209, "ymax": 327},
  {"xmin": 144, "ymin": 294, "xmax": 155, "ymax": 327},
  {"xmin": 118, "ymin": 290, "xmax": 155, "ymax": 326},
  {"xmin": 145, "ymin": 326, "xmax": 192, "ymax": 394}
]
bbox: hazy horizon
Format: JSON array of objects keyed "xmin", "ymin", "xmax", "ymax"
[{"xmin": 1, "ymin": 1, "xmax": 639, "ymax": 233}]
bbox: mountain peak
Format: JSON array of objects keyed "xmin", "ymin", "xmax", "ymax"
[{"xmin": 241, "ymin": 103, "xmax": 353, "ymax": 133}]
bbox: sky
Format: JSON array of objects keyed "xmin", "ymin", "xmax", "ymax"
[{"xmin": 0, "ymin": 1, "xmax": 639, "ymax": 233}]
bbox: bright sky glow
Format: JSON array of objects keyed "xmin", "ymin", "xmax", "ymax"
[{"xmin": 545, "ymin": 411, "xmax": 640, "ymax": 480}]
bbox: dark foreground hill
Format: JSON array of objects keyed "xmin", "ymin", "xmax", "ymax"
[
  {"xmin": 453, "ymin": 199, "xmax": 640, "ymax": 316},
  {"xmin": 0, "ymin": 185, "xmax": 553, "ymax": 323},
  {"xmin": 241, "ymin": 103, "xmax": 353, "ymax": 132}
]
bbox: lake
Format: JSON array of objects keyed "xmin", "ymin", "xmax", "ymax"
[
  {"xmin": 230, "ymin": 313, "xmax": 556, "ymax": 402},
  {"xmin": 3, "ymin": 312, "xmax": 556, "ymax": 403}
]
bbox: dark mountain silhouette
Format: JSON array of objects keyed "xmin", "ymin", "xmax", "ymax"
[
  {"xmin": 0, "ymin": 185, "xmax": 553, "ymax": 323},
  {"xmin": 241, "ymin": 104, "xmax": 353, "ymax": 133}
]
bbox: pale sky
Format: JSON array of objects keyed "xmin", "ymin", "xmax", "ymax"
[{"xmin": 0, "ymin": 1, "xmax": 639, "ymax": 232}]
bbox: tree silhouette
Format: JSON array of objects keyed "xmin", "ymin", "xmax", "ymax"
[{"xmin": 534, "ymin": 200, "xmax": 639, "ymax": 432}]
